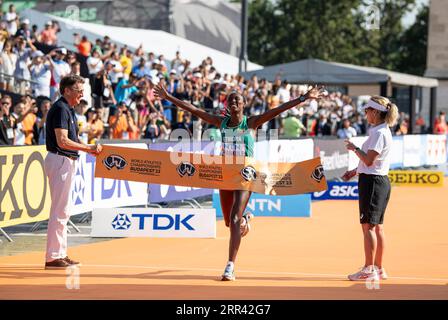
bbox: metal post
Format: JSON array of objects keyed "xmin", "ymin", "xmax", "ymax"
[
  {"xmin": 429, "ymin": 87, "xmax": 437, "ymax": 133},
  {"xmin": 239, "ymin": 0, "xmax": 248, "ymax": 73},
  {"xmin": 409, "ymin": 86, "xmax": 417, "ymax": 134},
  {"xmin": 68, "ymin": 219, "xmax": 81, "ymax": 233},
  {"xmin": 0, "ymin": 227, "xmax": 13, "ymax": 242}
]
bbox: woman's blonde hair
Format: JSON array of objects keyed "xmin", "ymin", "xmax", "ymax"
[{"xmin": 370, "ymin": 95, "xmax": 399, "ymax": 127}]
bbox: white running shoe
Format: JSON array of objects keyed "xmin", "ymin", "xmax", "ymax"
[
  {"xmin": 348, "ymin": 266, "xmax": 379, "ymax": 281},
  {"xmin": 221, "ymin": 262, "xmax": 235, "ymax": 281},
  {"xmin": 240, "ymin": 211, "xmax": 254, "ymax": 237},
  {"xmin": 377, "ymin": 267, "xmax": 388, "ymax": 280}
]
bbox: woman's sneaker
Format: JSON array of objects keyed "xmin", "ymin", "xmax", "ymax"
[
  {"xmin": 348, "ymin": 266, "xmax": 379, "ymax": 281},
  {"xmin": 377, "ymin": 267, "xmax": 388, "ymax": 280},
  {"xmin": 221, "ymin": 262, "xmax": 235, "ymax": 281},
  {"xmin": 240, "ymin": 211, "xmax": 254, "ymax": 237}
]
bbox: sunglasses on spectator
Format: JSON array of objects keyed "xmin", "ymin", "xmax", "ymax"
[{"xmin": 70, "ymin": 87, "xmax": 84, "ymax": 93}]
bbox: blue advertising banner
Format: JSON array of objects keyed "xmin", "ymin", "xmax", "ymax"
[
  {"xmin": 213, "ymin": 191, "xmax": 311, "ymax": 217},
  {"xmin": 311, "ymin": 181, "xmax": 358, "ymax": 200},
  {"xmin": 147, "ymin": 141, "xmax": 214, "ymax": 202}
]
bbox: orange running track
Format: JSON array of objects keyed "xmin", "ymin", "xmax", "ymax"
[{"xmin": 1, "ymin": 178, "xmax": 447, "ymax": 300}]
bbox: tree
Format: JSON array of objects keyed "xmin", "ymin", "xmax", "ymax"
[
  {"xmin": 396, "ymin": 4, "xmax": 429, "ymax": 75},
  {"xmin": 247, "ymin": 0, "xmax": 423, "ymax": 74}
]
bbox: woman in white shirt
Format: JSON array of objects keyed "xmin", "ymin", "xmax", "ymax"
[
  {"xmin": 342, "ymin": 96, "xmax": 398, "ymax": 282},
  {"xmin": 0, "ymin": 40, "xmax": 17, "ymax": 91}
]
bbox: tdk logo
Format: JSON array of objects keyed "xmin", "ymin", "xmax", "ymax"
[
  {"xmin": 112, "ymin": 213, "xmax": 132, "ymax": 230},
  {"xmin": 131, "ymin": 214, "xmax": 195, "ymax": 230}
]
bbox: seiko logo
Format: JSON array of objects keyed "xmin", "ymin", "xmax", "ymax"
[
  {"xmin": 103, "ymin": 154, "xmax": 127, "ymax": 170},
  {"xmin": 177, "ymin": 162, "xmax": 196, "ymax": 177},
  {"xmin": 241, "ymin": 166, "xmax": 257, "ymax": 181}
]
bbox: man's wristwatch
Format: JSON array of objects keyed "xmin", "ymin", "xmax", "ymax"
[
  {"xmin": 299, "ymin": 95, "xmax": 306, "ymax": 103},
  {"xmin": 355, "ymin": 147, "xmax": 361, "ymax": 152}
]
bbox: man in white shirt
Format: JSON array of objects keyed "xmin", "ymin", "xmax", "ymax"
[
  {"xmin": 48, "ymin": 48, "xmax": 71, "ymax": 100},
  {"xmin": 4, "ymin": 4, "xmax": 17, "ymax": 35}
]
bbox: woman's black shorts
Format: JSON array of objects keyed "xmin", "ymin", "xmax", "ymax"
[{"xmin": 358, "ymin": 173, "xmax": 391, "ymax": 225}]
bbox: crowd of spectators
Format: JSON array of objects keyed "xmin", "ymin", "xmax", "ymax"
[{"xmin": 0, "ymin": 4, "xmax": 446, "ymax": 147}]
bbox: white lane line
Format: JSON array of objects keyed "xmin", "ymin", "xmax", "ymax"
[
  {"xmin": 8, "ymin": 234, "xmax": 92, "ymax": 237},
  {"xmin": 0, "ymin": 263, "xmax": 447, "ymax": 282}
]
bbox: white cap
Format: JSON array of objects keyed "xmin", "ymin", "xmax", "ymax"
[
  {"xmin": 193, "ymin": 72, "xmax": 202, "ymax": 78},
  {"xmin": 57, "ymin": 47, "xmax": 67, "ymax": 55},
  {"xmin": 148, "ymin": 75, "xmax": 159, "ymax": 85},
  {"xmin": 153, "ymin": 59, "xmax": 161, "ymax": 65},
  {"xmin": 32, "ymin": 50, "xmax": 44, "ymax": 58},
  {"xmin": 22, "ymin": 18, "xmax": 30, "ymax": 25},
  {"xmin": 45, "ymin": 21, "xmax": 53, "ymax": 26},
  {"xmin": 169, "ymin": 69, "xmax": 177, "ymax": 75},
  {"xmin": 362, "ymin": 99, "xmax": 388, "ymax": 112}
]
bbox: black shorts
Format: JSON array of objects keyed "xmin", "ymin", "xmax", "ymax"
[{"xmin": 358, "ymin": 173, "xmax": 391, "ymax": 225}]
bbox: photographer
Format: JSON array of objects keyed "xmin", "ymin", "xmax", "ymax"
[
  {"xmin": 108, "ymin": 101, "xmax": 136, "ymax": 139},
  {"xmin": 0, "ymin": 95, "xmax": 15, "ymax": 145},
  {"xmin": 29, "ymin": 50, "xmax": 52, "ymax": 98}
]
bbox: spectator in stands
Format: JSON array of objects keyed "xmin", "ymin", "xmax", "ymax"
[
  {"xmin": 173, "ymin": 111, "xmax": 193, "ymax": 136},
  {"xmin": 114, "ymin": 72, "xmax": 138, "ymax": 105},
  {"xmin": 143, "ymin": 111, "xmax": 161, "ymax": 142},
  {"xmin": 109, "ymin": 101, "xmax": 132, "ymax": 139},
  {"xmin": 3, "ymin": 4, "xmax": 18, "ymax": 36},
  {"xmin": 120, "ymin": 47, "xmax": 133, "ymax": 79},
  {"xmin": 0, "ymin": 22, "xmax": 9, "ymax": 51},
  {"xmin": 87, "ymin": 107, "xmax": 104, "ymax": 144},
  {"xmin": 132, "ymin": 57, "xmax": 151, "ymax": 79},
  {"xmin": 29, "ymin": 50, "xmax": 52, "ymax": 98},
  {"xmin": 22, "ymin": 95, "xmax": 38, "ymax": 145},
  {"xmin": 316, "ymin": 113, "xmax": 332, "ymax": 136},
  {"xmin": 158, "ymin": 54, "xmax": 168, "ymax": 71},
  {"xmin": 0, "ymin": 40, "xmax": 17, "ymax": 91},
  {"xmin": 394, "ymin": 112, "xmax": 409, "ymax": 135},
  {"xmin": 337, "ymin": 118, "xmax": 357, "ymax": 139},
  {"xmin": 14, "ymin": 36, "xmax": 37, "ymax": 94},
  {"xmin": 0, "ymin": 94, "xmax": 14, "ymax": 145},
  {"xmin": 15, "ymin": 18, "xmax": 31, "ymax": 40},
  {"xmin": 48, "ymin": 47, "xmax": 71, "ymax": 100},
  {"xmin": 92, "ymin": 38, "xmax": 103, "ymax": 55},
  {"xmin": 352, "ymin": 114, "xmax": 367, "ymax": 135},
  {"xmin": 30, "ymin": 24, "xmax": 39, "ymax": 43},
  {"xmin": 146, "ymin": 51, "xmax": 155, "ymax": 67},
  {"xmin": 132, "ymin": 45, "xmax": 144, "ymax": 66},
  {"xmin": 74, "ymin": 33, "xmax": 91, "ymax": 57},
  {"xmin": 36, "ymin": 98, "xmax": 51, "ymax": 144},
  {"xmin": 433, "ymin": 111, "xmax": 447, "ymax": 134},
  {"xmin": 101, "ymin": 35, "xmax": 112, "ymax": 52},
  {"xmin": 74, "ymin": 99, "xmax": 89, "ymax": 144},
  {"xmin": 108, "ymin": 51, "xmax": 124, "ymax": 91},
  {"xmin": 171, "ymin": 51, "xmax": 184, "ymax": 74},
  {"xmin": 39, "ymin": 21, "xmax": 57, "ymax": 46},
  {"xmin": 282, "ymin": 109, "xmax": 306, "ymax": 138},
  {"xmin": 11, "ymin": 102, "xmax": 26, "ymax": 145},
  {"xmin": 86, "ymin": 48, "xmax": 103, "ymax": 87}
]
